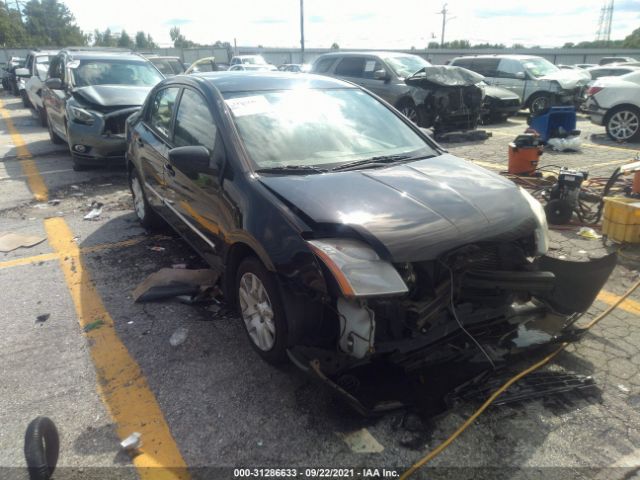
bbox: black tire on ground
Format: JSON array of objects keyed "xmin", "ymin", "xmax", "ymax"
[
  {"xmin": 24, "ymin": 416, "xmax": 59, "ymax": 480},
  {"xmin": 236, "ymin": 256, "xmax": 289, "ymax": 365},
  {"xmin": 21, "ymin": 90, "xmax": 31, "ymax": 108},
  {"xmin": 545, "ymin": 199, "xmax": 574, "ymax": 225},
  {"xmin": 46, "ymin": 112, "xmax": 65, "ymax": 145},
  {"xmin": 528, "ymin": 93, "xmax": 553, "ymax": 115},
  {"xmin": 38, "ymin": 107, "xmax": 47, "ymax": 127},
  {"xmin": 604, "ymin": 105, "xmax": 640, "ymax": 142},
  {"xmin": 128, "ymin": 166, "xmax": 162, "ymax": 229}
]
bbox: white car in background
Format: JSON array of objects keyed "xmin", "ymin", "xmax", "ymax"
[
  {"xmin": 16, "ymin": 50, "xmax": 58, "ymax": 126},
  {"xmin": 584, "ymin": 70, "xmax": 640, "ymax": 142}
]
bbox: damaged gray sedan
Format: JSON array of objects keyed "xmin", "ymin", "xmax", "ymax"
[{"xmin": 126, "ymin": 73, "xmax": 615, "ymax": 412}]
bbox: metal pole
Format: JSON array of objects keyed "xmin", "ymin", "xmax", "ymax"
[
  {"xmin": 440, "ymin": 4, "xmax": 447, "ymax": 47},
  {"xmin": 300, "ymin": 0, "xmax": 305, "ymax": 63}
]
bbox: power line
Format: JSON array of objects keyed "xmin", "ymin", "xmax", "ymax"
[
  {"xmin": 595, "ymin": 0, "xmax": 614, "ymax": 43},
  {"xmin": 437, "ymin": 3, "xmax": 456, "ymax": 47}
]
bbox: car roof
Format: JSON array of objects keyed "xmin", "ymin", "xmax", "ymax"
[
  {"xmin": 589, "ymin": 65, "xmax": 640, "ymax": 70},
  {"xmin": 316, "ymin": 51, "xmax": 420, "ymax": 59},
  {"xmin": 29, "ymin": 50, "xmax": 59, "ymax": 56},
  {"xmin": 452, "ymin": 54, "xmax": 545, "ymax": 61},
  {"xmin": 150, "ymin": 56, "xmax": 181, "ymax": 61},
  {"xmin": 173, "ymin": 71, "xmax": 357, "ymax": 93},
  {"xmin": 62, "ymin": 50, "xmax": 144, "ymax": 61}
]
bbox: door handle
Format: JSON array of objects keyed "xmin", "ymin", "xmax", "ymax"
[{"xmin": 164, "ymin": 163, "xmax": 175, "ymax": 176}]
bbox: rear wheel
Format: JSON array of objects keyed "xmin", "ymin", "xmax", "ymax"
[
  {"xmin": 605, "ymin": 106, "xmax": 640, "ymax": 142},
  {"xmin": 236, "ymin": 256, "xmax": 289, "ymax": 365}
]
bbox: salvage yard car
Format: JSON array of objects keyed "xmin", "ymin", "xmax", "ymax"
[
  {"xmin": 20, "ymin": 50, "xmax": 59, "ymax": 125},
  {"xmin": 450, "ymin": 55, "xmax": 589, "ymax": 113},
  {"xmin": 42, "ymin": 48, "xmax": 164, "ymax": 170},
  {"xmin": 584, "ymin": 70, "xmax": 640, "ymax": 142},
  {"xmin": 126, "ymin": 71, "xmax": 615, "ymax": 387}
]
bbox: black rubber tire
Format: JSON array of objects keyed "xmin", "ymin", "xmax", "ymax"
[
  {"xmin": 38, "ymin": 107, "xmax": 48, "ymax": 127},
  {"xmin": 236, "ymin": 256, "xmax": 289, "ymax": 365},
  {"xmin": 21, "ymin": 90, "xmax": 31, "ymax": 108},
  {"xmin": 24, "ymin": 416, "xmax": 59, "ymax": 480},
  {"xmin": 396, "ymin": 99, "xmax": 419, "ymax": 125},
  {"xmin": 528, "ymin": 93, "xmax": 553, "ymax": 115},
  {"xmin": 128, "ymin": 167, "xmax": 162, "ymax": 229},
  {"xmin": 46, "ymin": 112, "xmax": 65, "ymax": 145},
  {"xmin": 545, "ymin": 199, "xmax": 573, "ymax": 225},
  {"xmin": 604, "ymin": 105, "xmax": 640, "ymax": 142}
]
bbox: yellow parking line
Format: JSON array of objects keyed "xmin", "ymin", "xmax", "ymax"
[
  {"xmin": 0, "ymin": 98, "xmax": 48, "ymax": 201},
  {"xmin": 597, "ymin": 290, "xmax": 640, "ymax": 315},
  {"xmin": 0, "ymin": 236, "xmax": 151, "ymax": 270},
  {"xmin": 45, "ymin": 217, "xmax": 189, "ymax": 480}
]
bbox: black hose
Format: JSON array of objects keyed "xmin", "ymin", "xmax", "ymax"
[
  {"xmin": 592, "ymin": 167, "xmax": 623, "ymax": 223},
  {"xmin": 24, "ymin": 417, "xmax": 59, "ymax": 480}
]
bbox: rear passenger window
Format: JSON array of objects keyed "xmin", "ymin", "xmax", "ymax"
[
  {"xmin": 148, "ymin": 87, "xmax": 179, "ymax": 138},
  {"xmin": 471, "ymin": 59, "xmax": 499, "ymax": 77},
  {"xmin": 335, "ymin": 57, "xmax": 366, "ymax": 77},
  {"xmin": 496, "ymin": 59, "xmax": 523, "ymax": 79},
  {"xmin": 313, "ymin": 57, "xmax": 335, "ymax": 73},
  {"xmin": 452, "ymin": 58, "xmax": 473, "ymax": 69}
]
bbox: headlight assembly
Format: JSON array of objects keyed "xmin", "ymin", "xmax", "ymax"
[
  {"xmin": 307, "ymin": 238, "xmax": 408, "ymax": 298},
  {"xmin": 520, "ymin": 188, "xmax": 549, "ymax": 256},
  {"xmin": 69, "ymin": 105, "xmax": 95, "ymax": 125}
]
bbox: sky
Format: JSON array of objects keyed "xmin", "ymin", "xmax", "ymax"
[{"xmin": 63, "ymin": 0, "xmax": 639, "ymax": 49}]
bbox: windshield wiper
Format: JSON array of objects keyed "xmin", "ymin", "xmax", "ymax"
[
  {"xmin": 255, "ymin": 165, "xmax": 328, "ymax": 175},
  {"xmin": 331, "ymin": 154, "xmax": 419, "ymax": 172}
]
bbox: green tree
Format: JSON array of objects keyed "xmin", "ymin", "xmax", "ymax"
[
  {"xmin": 0, "ymin": 3, "xmax": 29, "ymax": 46},
  {"xmin": 135, "ymin": 31, "xmax": 157, "ymax": 50},
  {"xmin": 93, "ymin": 27, "xmax": 116, "ymax": 46},
  {"xmin": 623, "ymin": 27, "xmax": 640, "ymax": 48},
  {"xmin": 330, "ymin": 42, "xmax": 339, "ymax": 50},
  {"xmin": 511, "ymin": 43, "xmax": 525, "ymax": 49},
  {"xmin": 427, "ymin": 41, "xmax": 440, "ymax": 49},
  {"xmin": 169, "ymin": 26, "xmax": 196, "ymax": 48},
  {"xmin": 117, "ymin": 29, "xmax": 133, "ymax": 48},
  {"xmin": 22, "ymin": 0, "xmax": 86, "ymax": 46}
]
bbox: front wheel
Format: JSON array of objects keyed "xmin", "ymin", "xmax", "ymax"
[
  {"xmin": 605, "ymin": 106, "xmax": 640, "ymax": 142},
  {"xmin": 46, "ymin": 112, "xmax": 65, "ymax": 145},
  {"xmin": 528, "ymin": 93, "xmax": 553, "ymax": 115},
  {"xmin": 236, "ymin": 256, "xmax": 289, "ymax": 365},
  {"xmin": 397, "ymin": 100, "xmax": 419, "ymax": 124},
  {"xmin": 128, "ymin": 167, "xmax": 161, "ymax": 229}
]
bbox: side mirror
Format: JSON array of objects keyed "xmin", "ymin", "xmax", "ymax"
[
  {"xmin": 15, "ymin": 68, "xmax": 30, "ymax": 77},
  {"xmin": 373, "ymin": 69, "xmax": 389, "ymax": 81},
  {"xmin": 168, "ymin": 145, "xmax": 218, "ymax": 180},
  {"xmin": 45, "ymin": 77, "xmax": 63, "ymax": 90},
  {"xmin": 515, "ymin": 71, "xmax": 526, "ymax": 80}
]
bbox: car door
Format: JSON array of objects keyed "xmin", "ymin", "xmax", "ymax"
[
  {"xmin": 164, "ymin": 87, "xmax": 232, "ymax": 265},
  {"xmin": 43, "ymin": 55, "xmax": 68, "ymax": 138},
  {"xmin": 333, "ymin": 56, "xmax": 367, "ymax": 86},
  {"xmin": 495, "ymin": 58, "xmax": 526, "ymax": 99},
  {"xmin": 358, "ymin": 57, "xmax": 396, "ymax": 103},
  {"xmin": 134, "ymin": 86, "xmax": 181, "ymax": 216}
]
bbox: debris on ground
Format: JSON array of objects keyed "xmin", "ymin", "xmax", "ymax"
[
  {"xmin": 148, "ymin": 246, "xmax": 166, "ymax": 252},
  {"xmin": 547, "ymin": 136, "xmax": 581, "ymax": 152},
  {"xmin": 35, "ymin": 314, "xmax": 50, "ymax": 324},
  {"xmin": 120, "ymin": 432, "xmax": 142, "ymax": 451},
  {"xmin": 83, "ymin": 319, "xmax": 105, "ymax": 333},
  {"xmin": 169, "ymin": 327, "xmax": 189, "ymax": 347},
  {"xmin": 47, "ymin": 199, "xmax": 61, "ymax": 206},
  {"xmin": 132, "ymin": 268, "xmax": 221, "ymax": 303},
  {"xmin": 0, "ymin": 232, "xmax": 46, "ymax": 252},
  {"xmin": 83, "ymin": 201, "xmax": 103, "ymax": 221},
  {"xmin": 618, "ymin": 384, "xmax": 630, "ymax": 393},
  {"xmin": 578, "ymin": 226, "xmax": 602, "ymax": 240},
  {"xmin": 171, "ymin": 263, "xmax": 187, "ymax": 269},
  {"xmin": 338, "ymin": 428, "xmax": 385, "ymax": 453},
  {"xmin": 434, "ymin": 130, "xmax": 491, "ymax": 143}
]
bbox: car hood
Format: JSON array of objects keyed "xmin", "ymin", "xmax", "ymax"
[
  {"xmin": 538, "ymin": 69, "xmax": 589, "ymax": 89},
  {"xmin": 259, "ymin": 154, "xmax": 537, "ymax": 262},
  {"xmin": 481, "ymin": 85, "xmax": 520, "ymax": 100},
  {"xmin": 72, "ymin": 85, "xmax": 152, "ymax": 108}
]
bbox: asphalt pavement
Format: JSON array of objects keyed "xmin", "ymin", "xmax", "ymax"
[{"xmin": 1, "ymin": 92, "xmax": 640, "ymax": 480}]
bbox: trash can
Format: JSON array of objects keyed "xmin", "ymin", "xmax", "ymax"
[{"xmin": 528, "ymin": 106, "xmax": 577, "ymax": 143}]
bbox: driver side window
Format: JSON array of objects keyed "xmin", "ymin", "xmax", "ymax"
[{"xmin": 148, "ymin": 87, "xmax": 179, "ymax": 138}]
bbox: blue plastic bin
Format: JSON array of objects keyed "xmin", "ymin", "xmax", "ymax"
[{"xmin": 528, "ymin": 106, "xmax": 577, "ymax": 143}]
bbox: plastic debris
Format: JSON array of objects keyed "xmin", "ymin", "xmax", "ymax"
[
  {"xmin": 149, "ymin": 246, "xmax": 166, "ymax": 252},
  {"xmin": 169, "ymin": 327, "xmax": 189, "ymax": 347},
  {"xmin": 172, "ymin": 263, "xmax": 187, "ymax": 269},
  {"xmin": 36, "ymin": 313, "xmax": 50, "ymax": 324},
  {"xmin": 132, "ymin": 268, "xmax": 221, "ymax": 303},
  {"xmin": 48, "ymin": 199, "xmax": 61, "ymax": 206},
  {"xmin": 120, "ymin": 432, "xmax": 142, "ymax": 451},
  {"xmin": 83, "ymin": 319, "xmax": 105, "ymax": 332},
  {"xmin": 618, "ymin": 384, "xmax": 630, "ymax": 393},
  {"xmin": 83, "ymin": 202, "xmax": 103, "ymax": 221},
  {"xmin": 0, "ymin": 232, "xmax": 45, "ymax": 252},
  {"xmin": 70, "ymin": 185, "xmax": 80, "ymax": 190},
  {"xmin": 547, "ymin": 136, "xmax": 581, "ymax": 152},
  {"xmin": 577, "ymin": 227, "xmax": 602, "ymax": 240}
]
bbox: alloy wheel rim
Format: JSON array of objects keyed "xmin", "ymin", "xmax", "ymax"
[
  {"xmin": 238, "ymin": 272, "xmax": 276, "ymax": 351},
  {"xmin": 609, "ymin": 111, "xmax": 639, "ymax": 140},
  {"xmin": 401, "ymin": 106, "xmax": 418, "ymax": 123},
  {"xmin": 131, "ymin": 176, "xmax": 146, "ymax": 220},
  {"xmin": 531, "ymin": 97, "xmax": 548, "ymax": 113}
]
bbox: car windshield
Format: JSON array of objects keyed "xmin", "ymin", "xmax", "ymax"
[
  {"xmin": 224, "ymin": 88, "xmax": 435, "ymax": 170},
  {"xmin": 521, "ymin": 57, "xmax": 559, "ymax": 78},
  {"xmin": 71, "ymin": 59, "xmax": 163, "ymax": 87},
  {"xmin": 383, "ymin": 55, "xmax": 431, "ymax": 78}
]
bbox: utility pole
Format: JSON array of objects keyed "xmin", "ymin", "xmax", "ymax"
[
  {"xmin": 439, "ymin": 4, "xmax": 448, "ymax": 47},
  {"xmin": 300, "ymin": 0, "xmax": 305, "ymax": 63}
]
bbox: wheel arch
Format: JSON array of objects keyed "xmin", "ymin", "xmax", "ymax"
[
  {"xmin": 223, "ymin": 241, "xmax": 274, "ymax": 303},
  {"xmin": 603, "ymin": 103, "xmax": 640, "ymax": 123}
]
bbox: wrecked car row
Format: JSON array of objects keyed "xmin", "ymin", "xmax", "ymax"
[{"xmin": 123, "ymin": 72, "xmax": 616, "ymax": 397}]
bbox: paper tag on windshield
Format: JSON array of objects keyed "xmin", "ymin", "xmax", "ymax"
[
  {"xmin": 67, "ymin": 60, "xmax": 80, "ymax": 69},
  {"xmin": 225, "ymin": 95, "xmax": 271, "ymax": 117}
]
